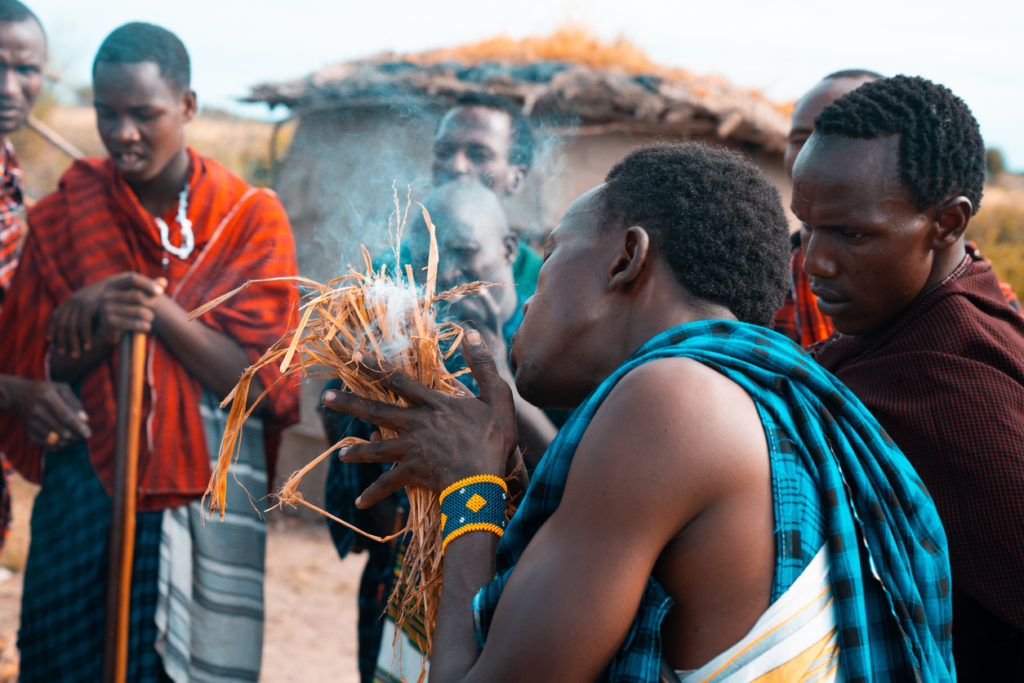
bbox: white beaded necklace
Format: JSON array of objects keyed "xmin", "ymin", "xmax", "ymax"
[{"xmin": 155, "ymin": 182, "xmax": 194, "ymax": 265}]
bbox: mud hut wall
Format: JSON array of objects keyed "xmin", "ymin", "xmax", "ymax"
[
  {"xmin": 514, "ymin": 131, "xmax": 794, "ymax": 234},
  {"xmin": 274, "ymin": 106, "xmax": 442, "ymax": 281},
  {"xmin": 274, "ymin": 111, "xmax": 795, "ymax": 271}
]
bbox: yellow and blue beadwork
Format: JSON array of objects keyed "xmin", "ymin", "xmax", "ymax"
[{"xmin": 439, "ymin": 475, "xmax": 509, "ymax": 554}]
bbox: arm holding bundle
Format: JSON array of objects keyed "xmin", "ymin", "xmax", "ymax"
[{"xmin": 322, "ymin": 331, "xmax": 728, "ymax": 682}]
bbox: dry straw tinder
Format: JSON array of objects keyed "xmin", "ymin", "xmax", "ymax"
[{"xmin": 193, "ymin": 191, "xmax": 488, "ymax": 662}]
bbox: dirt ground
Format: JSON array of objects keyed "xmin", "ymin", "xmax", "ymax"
[{"xmin": 0, "ymin": 475, "xmax": 365, "ymax": 683}]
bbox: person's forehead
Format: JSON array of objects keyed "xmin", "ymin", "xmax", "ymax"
[
  {"xmin": 439, "ymin": 207, "xmax": 503, "ymax": 244},
  {"xmin": 421, "ymin": 190, "xmax": 505, "ymax": 240},
  {"xmin": 437, "ymin": 107, "xmax": 513, "ymax": 143},
  {"xmin": 792, "ymin": 134, "xmax": 909, "ymax": 214},
  {"xmin": 798, "ymin": 134, "xmax": 897, "ymax": 177},
  {"xmin": 0, "ymin": 19, "xmax": 46, "ymax": 59},
  {"xmin": 552, "ymin": 186, "xmax": 605, "ymax": 241},
  {"xmin": 93, "ymin": 60, "xmax": 176, "ymax": 100}
]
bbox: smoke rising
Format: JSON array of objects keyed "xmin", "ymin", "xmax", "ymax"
[{"xmin": 273, "ymin": 94, "xmax": 577, "ymax": 282}]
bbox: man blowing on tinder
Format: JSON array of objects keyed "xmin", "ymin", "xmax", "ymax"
[{"xmin": 324, "ymin": 144, "xmax": 955, "ymax": 681}]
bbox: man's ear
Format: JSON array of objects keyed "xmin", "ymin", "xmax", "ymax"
[
  {"xmin": 933, "ymin": 195, "xmax": 972, "ymax": 249},
  {"xmin": 502, "ymin": 233, "xmax": 518, "ymax": 265},
  {"xmin": 608, "ymin": 226, "xmax": 651, "ymax": 292},
  {"xmin": 182, "ymin": 89, "xmax": 198, "ymax": 123},
  {"xmin": 505, "ymin": 165, "xmax": 527, "ymax": 196}
]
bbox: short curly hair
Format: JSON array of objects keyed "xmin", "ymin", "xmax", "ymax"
[
  {"xmin": 93, "ymin": 22, "xmax": 190, "ymax": 94},
  {"xmin": 814, "ymin": 75, "xmax": 985, "ymax": 214},
  {"xmin": 599, "ymin": 144, "xmax": 790, "ymax": 327},
  {"xmin": 0, "ymin": 0, "xmax": 42, "ymax": 32}
]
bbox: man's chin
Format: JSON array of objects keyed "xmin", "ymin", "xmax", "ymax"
[
  {"xmin": 515, "ymin": 367, "xmax": 567, "ymax": 410},
  {"xmin": 0, "ymin": 113, "xmax": 26, "ymax": 135},
  {"xmin": 513, "ymin": 366, "xmax": 539, "ymax": 404}
]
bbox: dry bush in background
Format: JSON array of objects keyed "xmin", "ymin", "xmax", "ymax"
[
  {"xmin": 11, "ymin": 97, "xmax": 293, "ymax": 200},
  {"xmin": 970, "ymin": 179, "xmax": 1024, "ymax": 298}
]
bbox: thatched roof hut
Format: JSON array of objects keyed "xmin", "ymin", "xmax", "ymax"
[{"xmin": 247, "ymin": 29, "xmax": 794, "ymax": 280}]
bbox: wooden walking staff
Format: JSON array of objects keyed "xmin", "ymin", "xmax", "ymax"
[{"xmin": 101, "ymin": 331, "xmax": 148, "ymax": 683}]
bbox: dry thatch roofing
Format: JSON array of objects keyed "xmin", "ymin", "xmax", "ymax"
[{"xmin": 246, "ymin": 28, "xmax": 790, "ymax": 151}]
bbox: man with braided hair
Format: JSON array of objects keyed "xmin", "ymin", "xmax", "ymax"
[
  {"xmin": 775, "ymin": 69, "xmax": 1019, "ymax": 347},
  {"xmin": 795, "ymin": 75, "xmax": 1024, "ymax": 679}
]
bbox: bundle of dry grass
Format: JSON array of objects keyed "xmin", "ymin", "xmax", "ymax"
[{"xmin": 192, "ymin": 195, "xmax": 486, "ymax": 661}]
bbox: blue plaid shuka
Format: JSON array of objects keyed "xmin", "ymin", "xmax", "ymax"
[{"xmin": 473, "ymin": 320, "xmax": 955, "ymax": 683}]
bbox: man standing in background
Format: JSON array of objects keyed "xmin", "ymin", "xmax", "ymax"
[
  {"xmin": 775, "ymin": 69, "xmax": 1019, "ymax": 346},
  {"xmin": 773, "ymin": 69, "xmax": 881, "ymax": 346},
  {"xmin": 432, "ymin": 92, "xmax": 544, "ymax": 299},
  {"xmin": 0, "ymin": 0, "xmax": 90, "ymax": 553},
  {"xmin": 0, "ymin": 22, "xmax": 299, "ymax": 680}
]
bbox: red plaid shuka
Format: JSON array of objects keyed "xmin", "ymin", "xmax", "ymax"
[
  {"xmin": 0, "ymin": 455, "xmax": 10, "ymax": 550},
  {"xmin": 0, "ymin": 137, "xmax": 23, "ymax": 551},
  {"xmin": 0, "ymin": 137, "xmax": 24, "ymax": 309},
  {"xmin": 1000, "ymin": 280, "xmax": 1021, "ymax": 312},
  {"xmin": 813, "ymin": 254, "xmax": 1024, "ymax": 658},
  {"xmin": 0, "ymin": 148, "xmax": 299, "ymax": 511},
  {"xmin": 773, "ymin": 235, "xmax": 835, "ymax": 347}
]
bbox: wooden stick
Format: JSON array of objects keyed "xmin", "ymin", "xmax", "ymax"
[
  {"xmin": 25, "ymin": 114, "xmax": 85, "ymax": 160},
  {"xmin": 102, "ymin": 332, "xmax": 147, "ymax": 683}
]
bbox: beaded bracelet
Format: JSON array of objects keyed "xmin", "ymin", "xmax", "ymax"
[{"xmin": 439, "ymin": 475, "xmax": 509, "ymax": 554}]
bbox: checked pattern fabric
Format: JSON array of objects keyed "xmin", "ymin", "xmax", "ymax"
[
  {"xmin": 473, "ymin": 319, "xmax": 954, "ymax": 682},
  {"xmin": 0, "ymin": 137, "xmax": 23, "ymax": 308}
]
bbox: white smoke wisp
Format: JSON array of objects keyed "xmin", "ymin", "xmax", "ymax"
[{"xmin": 362, "ymin": 277, "xmax": 428, "ymax": 360}]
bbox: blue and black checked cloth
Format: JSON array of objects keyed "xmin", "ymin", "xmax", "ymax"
[
  {"xmin": 473, "ymin": 319, "xmax": 954, "ymax": 682},
  {"xmin": 18, "ymin": 441, "xmax": 166, "ymax": 682}
]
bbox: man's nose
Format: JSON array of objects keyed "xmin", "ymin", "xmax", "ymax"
[
  {"xmin": 438, "ymin": 261, "xmax": 460, "ymax": 287},
  {"xmin": 800, "ymin": 230, "xmax": 838, "ymax": 279},
  {"xmin": 448, "ymin": 149, "xmax": 471, "ymax": 174},
  {"xmin": 0, "ymin": 68, "xmax": 20, "ymax": 99},
  {"xmin": 111, "ymin": 116, "xmax": 141, "ymax": 143}
]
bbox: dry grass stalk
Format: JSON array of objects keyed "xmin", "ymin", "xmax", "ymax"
[{"xmin": 194, "ymin": 196, "xmax": 487, "ymax": 662}]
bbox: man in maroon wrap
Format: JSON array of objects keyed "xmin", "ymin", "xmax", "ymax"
[
  {"xmin": 793, "ymin": 74, "xmax": 1024, "ymax": 681},
  {"xmin": 0, "ymin": 22, "xmax": 298, "ymax": 681}
]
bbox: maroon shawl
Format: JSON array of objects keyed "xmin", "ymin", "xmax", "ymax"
[{"xmin": 813, "ymin": 254, "xmax": 1024, "ymax": 633}]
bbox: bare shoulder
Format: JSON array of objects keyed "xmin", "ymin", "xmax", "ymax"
[
  {"xmin": 562, "ymin": 356, "xmax": 769, "ymax": 536},
  {"xmin": 474, "ymin": 356, "xmax": 773, "ymax": 679}
]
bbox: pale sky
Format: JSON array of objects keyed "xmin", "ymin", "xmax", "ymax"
[{"xmin": 26, "ymin": 0, "xmax": 1024, "ymax": 170}]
